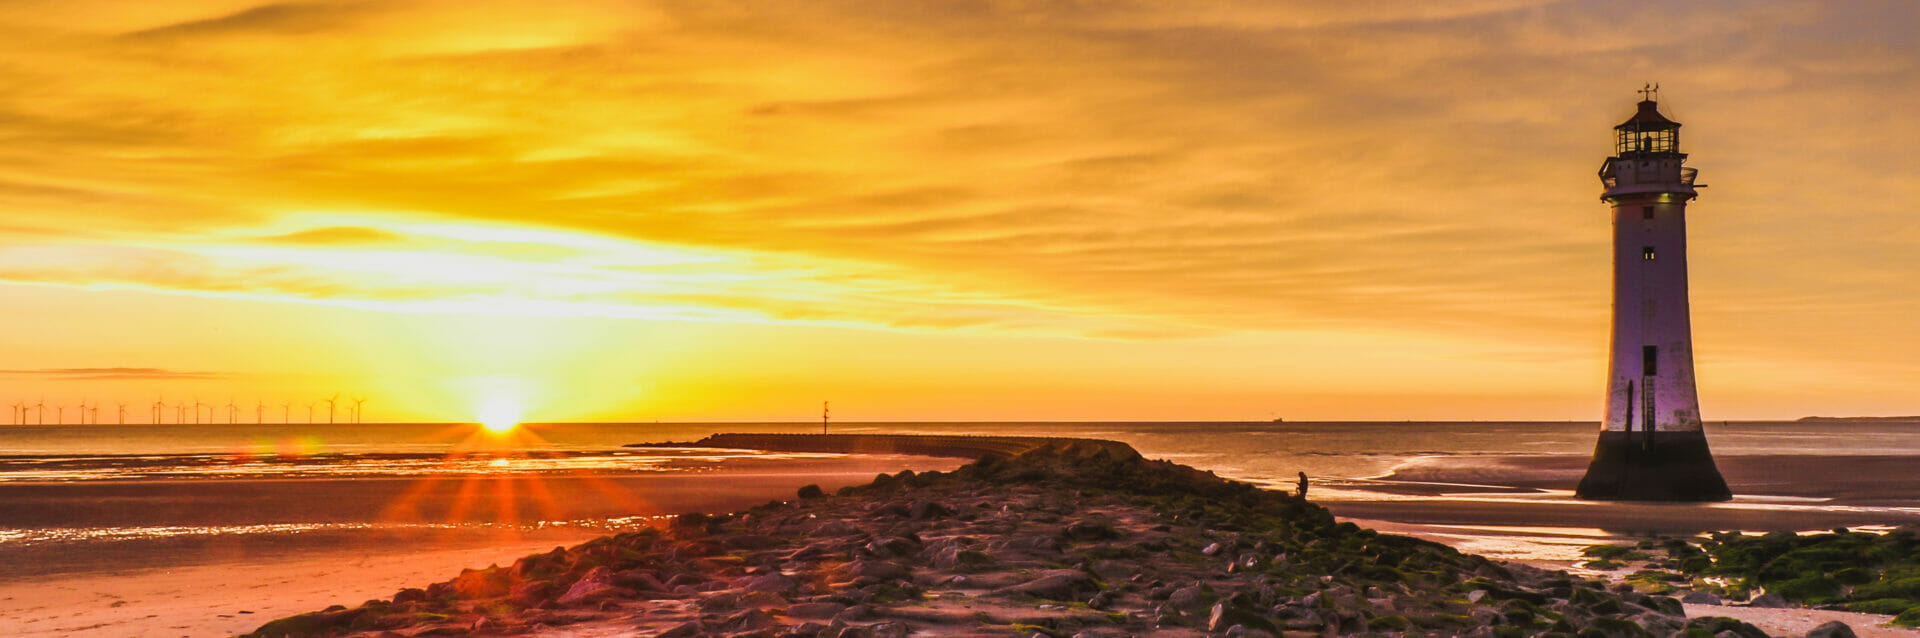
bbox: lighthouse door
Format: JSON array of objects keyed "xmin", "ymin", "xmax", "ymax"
[{"xmin": 1642, "ymin": 346, "xmax": 1658, "ymax": 435}]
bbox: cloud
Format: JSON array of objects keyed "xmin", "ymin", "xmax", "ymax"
[
  {"xmin": 261, "ymin": 226, "xmax": 405, "ymax": 245},
  {"xmin": 1, "ymin": 367, "xmax": 226, "ymax": 380},
  {"xmin": 0, "ymin": 0, "xmax": 1916, "ymax": 375}
]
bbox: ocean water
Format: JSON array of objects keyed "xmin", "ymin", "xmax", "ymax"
[
  {"xmin": 12, "ymin": 419, "xmax": 1919, "ymax": 483},
  {"xmin": 4, "ymin": 420, "xmax": 1918, "ymax": 575}
]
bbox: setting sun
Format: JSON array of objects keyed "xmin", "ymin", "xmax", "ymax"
[{"xmin": 477, "ymin": 401, "xmax": 523, "ymax": 433}]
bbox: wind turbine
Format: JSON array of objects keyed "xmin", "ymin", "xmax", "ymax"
[
  {"xmin": 35, "ymin": 396, "xmax": 46, "ymax": 425},
  {"xmin": 324, "ymin": 394, "xmax": 338, "ymax": 424},
  {"xmin": 306, "ymin": 403, "xmax": 315, "ymax": 423},
  {"xmin": 90, "ymin": 404, "xmax": 100, "ymax": 425},
  {"xmin": 353, "ymin": 397, "xmax": 367, "ymax": 424},
  {"xmin": 226, "ymin": 398, "xmax": 238, "ymax": 424},
  {"xmin": 7, "ymin": 401, "xmax": 18, "ymax": 425},
  {"xmin": 191, "ymin": 398, "xmax": 203, "ymax": 425},
  {"xmin": 55, "ymin": 403, "xmax": 65, "ymax": 425},
  {"xmin": 152, "ymin": 397, "xmax": 165, "ymax": 424},
  {"xmin": 255, "ymin": 400, "xmax": 264, "ymax": 424},
  {"xmin": 281, "ymin": 402, "xmax": 291, "ymax": 424},
  {"xmin": 116, "ymin": 403, "xmax": 126, "ymax": 425}
]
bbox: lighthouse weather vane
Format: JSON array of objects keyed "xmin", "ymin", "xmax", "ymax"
[{"xmin": 1639, "ymin": 82, "xmax": 1660, "ymax": 101}]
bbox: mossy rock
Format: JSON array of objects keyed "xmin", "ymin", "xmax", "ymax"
[
  {"xmin": 1893, "ymin": 605, "xmax": 1920, "ymax": 628},
  {"xmin": 1366, "ymin": 615, "xmax": 1411, "ymax": 630},
  {"xmin": 1767, "ymin": 574, "xmax": 1843, "ymax": 604},
  {"xmin": 1681, "ymin": 616, "xmax": 1768, "ymax": 638},
  {"xmin": 1580, "ymin": 616, "xmax": 1652, "ymax": 638},
  {"xmin": 1844, "ymin": 598, "xmax": 1917, "ymax": 615}
]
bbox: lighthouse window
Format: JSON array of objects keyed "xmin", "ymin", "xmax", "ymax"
[
  {"xmin": 1643, "ymin": 346, "xmax": 1659, "ymax": 376},
  {"xmin": 1642, "ymin": 206, "xmax": 1655, "ymax": 219},
  {"xmin": 1642, "ymin": 246, "xmax": 1657, "ymax": 260}
]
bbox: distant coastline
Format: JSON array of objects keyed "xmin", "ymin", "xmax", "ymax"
[{"xmin": 1796, "ymin": 416, "xmax": 1920, "ymax": 422}]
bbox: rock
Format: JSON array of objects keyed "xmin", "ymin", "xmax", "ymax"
[
  {"xmin": 656, "ymin": 620, "xmax": 704, "ymax": 638},
  {"xmin": 909, "ymin": 500, "xmax": 954, "ymax": 519},
  {"xmin": 1087, "ymin": 590, "xmax": 1116, "ymax": 609},
  {"xmin": 716, "ymin": 608, "xmax": 776, "ymax": 633},
  {"xmin": 834, "ymin": 560, "xmax": 910, "ymax": 583},
  {"xmin": 1208, "ymin": 601, "xmax": 1278, "ymax": 634},
  {"xmin": 1680, "ymin": 590, "xmax": 1721, "ymax": 605},
  {"xmin": 556, "ymin": 579, "xmax": 631, "ymax": 606},
  {"xmin": 507, "ymin": 580, "xmax": 555, "ymax": 606},
  {"xmin": 726, "ymin": 534, "xmax": 782, "ymax": 549},
  {"xmin": 1797, "ymin": 622, "xmax": 1858, "ymax": 638},
  {"xmin": 1746, "ymin": 593, "xmax": 1788, "ymax": 608},
  {"xmin": 611, "ymin": 569, "xmax": 666, "ymax": 592},
  {"xmin": 1167, "ymin": 584, "xmax": 1214, "ymax": 611},
  {"xmin": 797, "ymin": 484, "xmax": 825, "ymax": 499},
  {"xmin": 738, "ymin": 590, "xmax": 788, "ymax": 608},
  {"xmin": 786, "ymin": 602, "xmax": 847, "ymax": 619},
  {"xmin": 392, "ymin": 588, "xmax": 427, "ymax": 604},
  {"xmin": 1201, "ymin": 542, "xmax": 1224, "ymax": 556},
  {"xmin": 698, "ymin": 592, "xmax": 741, "ymax": 611},
  {"xmin": 664, "ymin": 572, "xmax": 707, "ymax": 589},
  {"xmin": 864, "ymin": 536, "xmax": 919, "ymax": 558},
  {"xmin": 1682, "ymin": 616, "xmax": 1770, "ymax": 638},
  {"xmin": 741, "ymin": 572, "xmax": 800, "ymax": 593},
  {"xmin": 1806, "ymin": 621, "xmax": 1857, "ymax": 638},
  {"xmin": 1465, "ymin": 589, "xmax": 1488, "ymax": 603},
  {"xmin": 1063, "ymin": 520, "xmax": 1121, "ymax": 541},
  {"xmin": 834, "ymin": 604, "xmax": 873, "ymax": 622},
  {"xmin": 996, "ymin": 569, "xmax": 1098, "ymax": 601}
]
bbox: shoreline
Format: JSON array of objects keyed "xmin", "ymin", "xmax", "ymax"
[{"xmin": 12, "ymin": 435, "xmax": 1920, "ymax": 636}]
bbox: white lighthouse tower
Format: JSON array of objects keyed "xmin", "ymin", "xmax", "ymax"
[{"xmin": 1576, "ymin": 89, "xmax": 1732, "ymax": 501}]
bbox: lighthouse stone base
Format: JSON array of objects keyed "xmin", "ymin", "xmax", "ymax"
[{"xmin": 1575, "ymin": 431, "xmax": 1732, "ymax": 501}]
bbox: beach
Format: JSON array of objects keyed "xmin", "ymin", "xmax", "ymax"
[
  {"xmin": 6, "ymin": 422, "xmax": 1920, "ymax": 636},
  {"xmin": 1324, "ymin": 454, "xmax": 1920, "ymax": 540},
  {"xmin": 0, "ymin": 454, "xmax": 964, "ymax": 637}
]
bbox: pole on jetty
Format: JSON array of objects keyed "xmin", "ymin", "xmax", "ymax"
[{"xmin": 822, "ymin": 401, "xmax": 829, "ymax": 435}]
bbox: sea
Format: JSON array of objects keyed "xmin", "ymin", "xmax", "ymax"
[{"xmin": 4, "ymin": 420, "xmax": 1918, "ymax": 577}]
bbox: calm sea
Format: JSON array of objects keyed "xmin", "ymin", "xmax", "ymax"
[{"xmin": 3, "ymin": 420, "xmax": 1917, "ymax": 576}]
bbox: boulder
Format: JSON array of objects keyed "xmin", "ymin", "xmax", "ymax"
[
  {"xmin": 996, "ymin": 569, "xmax": 1098, "ymax": 601},
  {"xmin": 556, "ymin": 579, "xmax": 631, "ymax": 606},
  {"xmin": 1806, "ymin": 621, "xmax": 1857, "ymax": 638},
  {"xmin": 655, "ymin": 620, "xmax": 704, "ymax": 638},
  {"xmin": 909, "ymin": 500, "xmax": 954, "ymax": 519},
  {"xmin": 1746, "ymin": 593, "xmax": 1788, "ymax": 608},
  {"xmin": 1679, "ymin": 590, "xmax": 1721, "ymax": 605},
  {"xmin": 612, "ymin": 569, "xmax": 667, "ymax": 592},
  {"xmin": 1208, "ymin": 601, "xmax": 1278, "ymax": 634},
  {"xmin": 785, "ymin": 602, "xmax": 847, "ymax": 619},
  {"xmin": 741, "ymin": 572, "xmax": 800, "ymax": 594}
]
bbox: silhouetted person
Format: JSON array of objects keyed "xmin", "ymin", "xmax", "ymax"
[{"xmin": 1296, "ymin": 471, "xmax": 1309, "ymax": 500}]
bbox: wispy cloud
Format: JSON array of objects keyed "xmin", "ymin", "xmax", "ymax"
[
  {"xmin": 2, "ymin": 367, "xmax": 226, "ymax": 380},
  {"xmin": 1, "ymin": 1, "xmax": 1917, "ymax": 416}
]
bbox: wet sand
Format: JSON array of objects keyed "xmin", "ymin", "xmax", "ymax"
[
  {"xmin": 0, "ymin": 455, "xmax": 964, "ymax": 637},
  {"xmin": 1322, "ymin": 454, "xmax": 1920, "ymax": 535}
]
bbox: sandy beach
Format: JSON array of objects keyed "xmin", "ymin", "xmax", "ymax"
[
  {"xmin": 0, "ymin": 455, "xmax": 963, "ymax": 637},
  {"xmin": 1323, "ymin": 454, "xmax": 1920, "ymax": 535}
]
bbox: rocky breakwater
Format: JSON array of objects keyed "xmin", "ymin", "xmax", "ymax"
[
  {"xmin": 248, "ymin": 443, "xmax": 1776, "ymax": 637},
  {"xmin": 629, "ymin": 433, "xmax": 1139, "ymax": 460}
]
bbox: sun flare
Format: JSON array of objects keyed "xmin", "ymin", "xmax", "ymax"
[{"xmin": 477, "ymin": 401, "xmax": 523, "ymax": 433}]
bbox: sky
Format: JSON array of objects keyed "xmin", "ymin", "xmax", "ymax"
[{"xmin": 1, "ymin": 1, "xmax": 1916, "ymax": 423}]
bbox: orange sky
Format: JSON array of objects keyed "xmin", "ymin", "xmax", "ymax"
[{"xmin": 2, "ymin": 1, "xmax": 1916, "ymax": 423}]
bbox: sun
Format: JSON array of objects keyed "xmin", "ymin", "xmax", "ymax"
[{"xmin": 477, "ymin": 400, "xmax": 523, "ymax": 433}]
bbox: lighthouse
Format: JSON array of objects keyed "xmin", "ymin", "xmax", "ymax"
[{"xmin": 1575, "ymin": 90, "xmax": 1732, "ymax": 501}]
